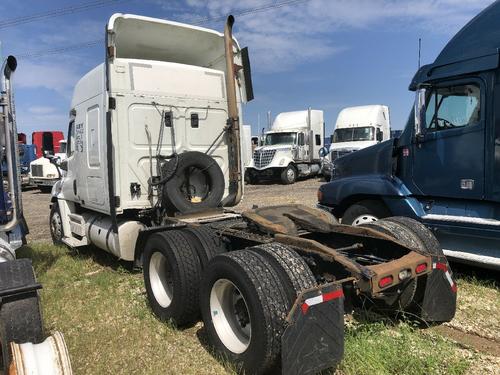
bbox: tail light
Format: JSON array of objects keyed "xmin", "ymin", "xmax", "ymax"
[
  {"xmin": 378, "ymin": 276, "xmax": 393, "ymax": 288},
  {"xmin": 415, "ymin": 263, "xmax": 428, "ymax": 274},
  {"xmin": 317, "ymin": 189, "xmax": 323, "ymax": 202}
]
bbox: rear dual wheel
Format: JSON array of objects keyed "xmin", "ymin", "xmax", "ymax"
[
  {"xmin": 143, "ymin": 231, "xmax": 202, "ymax": 326},
  {"xmin": 143, "ymin": 227, "xmax": 228, "ymax": 325},
  {"xmin": 200, "ymin": 244, "xmax": 315, "ymax": 374}
]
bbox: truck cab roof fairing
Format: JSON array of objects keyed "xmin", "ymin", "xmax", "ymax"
[
  {"xmin": 409, "ymin": 1, "xmax": 500, "ymax": 90},
  {"xmin": 107, "ymin": 13, "xmax": 241, "ymax": 70}
]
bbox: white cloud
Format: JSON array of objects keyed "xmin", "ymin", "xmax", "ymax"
[
  {"xmin": 14, "ymin": 60, "xmax": 80, "ymax": 96},
  {"xmin": 28, "ymin": 106, "xmax": 57, "ymax": 115},
  {"xmin": 181, "ymin": 0, "xmax": 494, "ymax": 73}
]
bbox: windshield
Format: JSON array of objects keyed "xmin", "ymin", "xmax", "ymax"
[
  {"xmin": 333, "ymin": 127, "xmax": 374, "ymax": 143},
  {"xmin": 264, "ymin": 132, "xmax": 296, "ymax": 145},
  {"xmin": 59, "ymin": 142, "xmax": 67, "ymax": 154}
]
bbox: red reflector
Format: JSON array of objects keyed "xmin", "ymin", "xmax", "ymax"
[
  {"xmin": 378, "ymin": 276, "xmax": 393, "ymax": 288},
  {"xmin": 415, "ymin": 263, "xmax": 428, "ymax": 274}
]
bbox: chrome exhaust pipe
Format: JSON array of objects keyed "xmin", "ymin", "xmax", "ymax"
[
  {"xmin": 221, "ymin": 15, "xmax": 243, "ymax": 207},
  {"xmin": 0, "ymin": 55, "xmax": 22, "ymax": 233}
]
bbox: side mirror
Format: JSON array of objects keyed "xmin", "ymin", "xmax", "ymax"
[
  {"xmin": 59, "ymin": 160, "xmax": 68, "ymax": 171},
  {"xmin": 318, "ymin": 147, "xmax": 328, "ymax": 158},
  {"xmin": 43, "ymin": 150, "xmax": 54, "ymax": 159},
  {"xmin": 414, "ymin": 87, "xmax": 427, "ymax": 141},
  {"xmin": 376, "ymin": 129, "xmax": 383, "ymax": 142}
]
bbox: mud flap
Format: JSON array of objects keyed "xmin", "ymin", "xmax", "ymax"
[
  {"xmin": 420, "ymin": 255, "xmax": 457, "ymax": 322},
  {"xmin": 281, "ymin": 283, "xmax": 344, "ymax": 375}
]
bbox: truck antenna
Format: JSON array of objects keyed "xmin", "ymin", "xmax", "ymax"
[
  {"xmin": 418, "ymin": 38, "xmax": 422, "ymax": 69},
  {"xmin": 267, "ymin": 110, "xmax": 271, "ymax": 129}
]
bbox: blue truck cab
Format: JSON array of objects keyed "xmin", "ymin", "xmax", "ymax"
[{"xmin": 318, "ymin": 1, "xmax": 500, "ymax": 270}]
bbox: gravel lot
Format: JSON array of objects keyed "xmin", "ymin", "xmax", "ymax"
[{"xmin": 23, "ymin": 177, "xmax": 325, "ymax": 243}]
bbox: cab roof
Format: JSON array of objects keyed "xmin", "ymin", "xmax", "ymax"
[
  {"xmin": 107, "ymin": 13, "xmax": 240, "ymax": 70},
  {"xmin": 410, "ymin": 1, "xmax": 500, "ymax": 90}
]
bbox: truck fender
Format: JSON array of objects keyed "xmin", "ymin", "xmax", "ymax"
[
  {"xmin": 50, "ymin": 179, "xmax": 63, "ymax": 202},
  {"xmin": 321, "ymin": 175, "xmax": 420, "ymax": 216}
]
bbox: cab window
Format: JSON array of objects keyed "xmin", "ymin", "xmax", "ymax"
[
  {"xmin": 425, "ymin": 84, "xmax": 480, "ymax": 132},
  {"xmin": 67, "ymin": 119, "xmax": 75, "ymax": 157}
]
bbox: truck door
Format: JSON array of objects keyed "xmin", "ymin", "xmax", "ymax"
[
  {"xmin": 61, "ymin": 116, "xmax": 79, "ymax": 203},
  {"xmin": 412, "ymin": 81, "xmax": 485, "ymax": 199},
  {"xmin": 297, "ymin": 132, "xmax": 308, "ymax": 161}
]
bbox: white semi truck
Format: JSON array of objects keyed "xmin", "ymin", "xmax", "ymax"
[
  {"xmin": 246, "ymin": 109, "xmax": 324, "ymax": 184},
  {"xmin": 321, "ymin": 105, "xmax": 391, "ymax": 180},
  {"xmin": 29, "ymin": 139, "xmax": 67, "ymax": 191},
  {"xmin": 48, "ymin": 14, "xmax": 456, "ymax": 375}
]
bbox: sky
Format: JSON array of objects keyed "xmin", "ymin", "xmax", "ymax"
[{"xmin": 0, "ymin": 0, "xmax": 496, "ymax": 140}]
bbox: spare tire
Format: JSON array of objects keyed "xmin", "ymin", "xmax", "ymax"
[{"xmin": 163, "ymin": 151, "xmax": 225, "ymax": 213}]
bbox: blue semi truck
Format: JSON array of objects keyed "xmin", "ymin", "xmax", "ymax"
[{"xmin": 318, "ymin": 1, "xmax": 500, "ymax": 270}]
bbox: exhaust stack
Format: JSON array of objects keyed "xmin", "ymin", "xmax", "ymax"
[
  {"xmin": 0, "ymin": 55, "xmax": 22, "ymax": 235},
  {"xmin": 221, "ymin": 15, "xmax": 243, "ymax": 207}
]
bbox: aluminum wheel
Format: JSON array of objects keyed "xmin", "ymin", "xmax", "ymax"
[
  {"xmin": 210, "ymin": 278, "xmax": 251, "ymax": 354},
  {"xmin": 50, "ymin": 209, "xmax": 63, "ymax": 241},
  {"xmin": 149, "ymin": 252, "xmax": 173, "ymax": 308},
  {"xmin": 352, "ymin": 214, "xmax": 378, "ymax": 226},
  {"xmin": 286, "ymin": 167, "xmax": 296, "ymax": 182}
]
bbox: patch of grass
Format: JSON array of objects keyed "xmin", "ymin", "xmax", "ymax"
[
  {"xmin": 338, "ymin": 321, "xmax": 470, "ymax": 375},
  {"xmin": 18, "ymin": 243, "xmax": 479, "ymax": 374}
]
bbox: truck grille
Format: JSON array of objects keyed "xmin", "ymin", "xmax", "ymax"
[
  {"xmin": 253, "ymin": 149, "xmax": 276, "ymax": 168},
  {"xmin": 31, "ymin": 165, "xmax": 44, "ymax": 177},
  {"xmin": 331, "ymin": 150, "xmax": 353, "ymax": 161}
]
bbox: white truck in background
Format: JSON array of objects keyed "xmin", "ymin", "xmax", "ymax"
[
  {"xmin": 29, "ymin": 139, "xmax": 67, "ymax": 192},
  {"xmin": 246, "ymin": 109, "xmax": 324, "ymax": 184},
  {"xmin": 321, "ymin": 105, "xmax": 390, "ymax": 180}
]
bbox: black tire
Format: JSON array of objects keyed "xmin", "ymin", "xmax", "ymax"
[
  {"xmin": 181, "ymin": 226, "xmax": 228, "ymax": 266},
  {"xmin": 143, "ymin": 230, "xmax": 202, "ymax": 326},
  {"xmin": 200, "ymin": 250, "xmax": 290, "ymax": 375},
  {"xmin": 360, "ymin": 219, "xmax": 421, "ymax": 309},
  {"xmin": 0, "ymin": 259, "xmax": 44, "ymax": 371},
  {"xmin": 39, "ymin": 186, "xmax": 52, "ymax": 193},
  {"xmin": 383, "ymin": 217, "xmax": 442, "ymax": 256},
  {"xmin": 280, "ymin": 164, "xmax": 297, "ymax": 185},
  {"xmin": 248, "ymin": 242, "xmax": 316, "ymax": 305},
  {"xmin": 163, "ymin": 151, "xmax": 225, "ymax": 213},
  {"xmin": 342, "ymin": 199, "xmax": 390, "ymax": 225},
  {"xmin": 49, "ymin": 203, "xmax": 63, "ymax": 245}
]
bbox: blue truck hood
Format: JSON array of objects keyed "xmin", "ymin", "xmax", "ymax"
[{"xmin": 331, "ymin": 139, "xmax": 395, "ymax": 179}]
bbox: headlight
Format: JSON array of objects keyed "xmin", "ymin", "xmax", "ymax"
[
  {"xmin": 279, "ymin": 158, "xmax": 285, "ymax": 166},
  {"xmin": 47, "ymin": 174, "xmax": 56, "ymax": 178}
]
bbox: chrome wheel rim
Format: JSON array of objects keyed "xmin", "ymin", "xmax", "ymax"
[
  {"xmin": 149, "ymin": 252, "xmax": 173, "ymax": 308},
  {"xmin": 50, "ymin": 211, "xmax": 62, "ymax": 240},
  {"xmin": 210, "ymin": 279, "xmax": 251, "ymax": 354},
  {"xmin": 352, "ymin": 214, "xmax": 378, "ymax": 226},
  {"xmin": 286, "ymin": 168, "xmax": 295, "ymax": 182}
]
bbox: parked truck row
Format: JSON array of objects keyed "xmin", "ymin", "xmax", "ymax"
[{"xmin": 42, "ymin": 13, "xmax": 458, "ymax": 375}]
